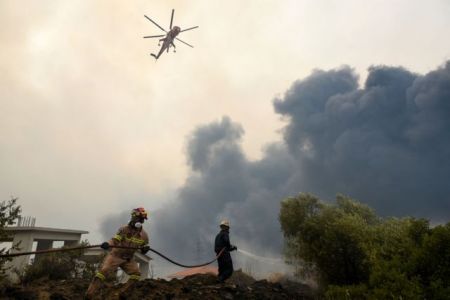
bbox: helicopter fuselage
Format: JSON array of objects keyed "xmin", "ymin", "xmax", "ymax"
[
  {"xmin": 154, "ymin": 27, "xmax": 181, "ymax": 59},
  {"xmin": 144, "ymin": 10, "xmax": 197, "ymax": 60}
]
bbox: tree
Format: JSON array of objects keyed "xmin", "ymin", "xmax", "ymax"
[
  {"xmin": 0, "ymin": 197, "xmax": 21, "ymax": 281},
  {"xmin": 279, "ymin": 193, "xmax": 374, "ymax": 287},
  {"xmin": 279, "ymin": 193, "xmax": 450, "ymax": 299},
  {"xmin": 413, "ymin": 223, "xmax": 450, "ymax": 298}
]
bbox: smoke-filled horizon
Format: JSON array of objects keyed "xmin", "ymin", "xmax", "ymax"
[{"xmin": 101, "ymin": 61, "xmax": 450, "ymax": 274}]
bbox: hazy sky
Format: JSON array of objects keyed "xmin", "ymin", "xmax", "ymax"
[{"xmin": 1, "ymin": 0, "xmax": 450, "ymax": 245}]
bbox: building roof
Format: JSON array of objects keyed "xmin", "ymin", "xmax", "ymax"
[{"xmin": 4, "ymin": 226, "xmax": 89, "ymax": 235}]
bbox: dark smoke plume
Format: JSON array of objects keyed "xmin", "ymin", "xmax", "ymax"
[
  {"xmin": 101, "ymin": 62, "xmax": 450, "ymax": 276},
  {"xmin": 274, "ymin": 63, "xmax": 450, "ymax": 218}
]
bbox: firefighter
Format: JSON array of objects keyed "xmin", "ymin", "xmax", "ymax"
[
  {"xmin": 214, "ymin": 220, "xmax": 237, "ymax": 283},
  {"xmin": 85, "ymin": 207, "xmax": 151, "ymax": 299}
]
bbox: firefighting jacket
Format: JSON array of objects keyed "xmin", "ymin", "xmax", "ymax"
[
  {"xmin": 109, "ymin": 225, "xmax": 149, "ymax": 259},
  {"xmin": 214, "ymin": 229, "xmax": 233, "ymax": 254}
]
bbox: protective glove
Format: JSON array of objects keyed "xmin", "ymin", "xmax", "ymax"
[
  {"xmin": 100, "ymin": 242, "xmax": 110, "ymax": 250},
  {"xmin": 231, "ymin": 245, "xmax": 237, "ymax": 251},
  {"xmin": 141, "ymin": 245, "xmax": 150, "ymax": 254}
]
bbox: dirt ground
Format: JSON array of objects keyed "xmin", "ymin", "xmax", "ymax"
[{"xmin": 0, "ymin": 271, "xmax": 314, "ymax": 299}]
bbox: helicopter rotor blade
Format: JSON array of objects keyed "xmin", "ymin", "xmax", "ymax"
[
  {"xmin": 175, "ymin": 37, "xmax": 194, "ymax": 48},
  {"xmin": 144, "ymin": 15, "xmax": 167, "ymax": 33},
  {"xmin": 170, "ymin": 9, "xmax": 174, "ymax": 29},
  {"xmin": 143, "ymin": 35, "xmax": 166, "ymax": 38},
  {"xmin": 180, "ymin": 26, "xmax": 199, "ymax": 33}
]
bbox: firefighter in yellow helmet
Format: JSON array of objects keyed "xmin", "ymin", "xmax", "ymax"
[{"xmin": 85, "ymin": 207, "xmax": 150, "ymax": 299}]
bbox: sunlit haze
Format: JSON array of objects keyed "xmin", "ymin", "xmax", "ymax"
[{"xmin": 1, "ymin": 0, "xmax": 449, "ymax": 249}]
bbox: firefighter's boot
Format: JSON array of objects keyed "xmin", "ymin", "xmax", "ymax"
[{"xmin": 85, "ymin": 272, "xmax": 106, "ymax": 299}]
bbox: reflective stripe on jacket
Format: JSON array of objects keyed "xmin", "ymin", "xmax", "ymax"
[{"xmin": 109, "ymin": 225, "xmax": 149, "ymax": 258}]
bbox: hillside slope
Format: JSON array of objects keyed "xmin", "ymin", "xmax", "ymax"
[{"xmin": 1, "ymin": 272, "xmax": 314, "ymax": 299}]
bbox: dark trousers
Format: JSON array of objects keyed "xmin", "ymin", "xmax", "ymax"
[{"xmin": 217, "ymin": 252, "xmax": 233, "ymax": 282}]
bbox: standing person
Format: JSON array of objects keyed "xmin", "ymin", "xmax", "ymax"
[
  {"xmin": 214, "ymin": 220, "xmax": 237, "ymax": 283},
  {"xmin": 85, "ymin": 207, "xmax": 151, "ymax": 299}
]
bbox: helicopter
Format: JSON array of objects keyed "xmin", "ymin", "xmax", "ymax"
[{"xmin": 143, "ymin": 9, "xmax": 198, "ymax": 60}]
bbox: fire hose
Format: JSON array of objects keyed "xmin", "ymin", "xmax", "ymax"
[{"xmin": 0, "ymin": 245, "xmax": 225, "ymax": 268}]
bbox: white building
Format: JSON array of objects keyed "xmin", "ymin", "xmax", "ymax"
[{"xmin": 2, "ymin": 225, "xmax": 151, "ymax": 282}]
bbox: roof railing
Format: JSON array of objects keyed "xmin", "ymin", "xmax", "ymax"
[{"xmin": 17, "ymin": 216, "xmax": 36, "ymax": 227}]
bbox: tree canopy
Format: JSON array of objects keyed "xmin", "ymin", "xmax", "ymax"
[{"xmin": 279, "ymin": 193, "xmax": 450, "ymax": 299}]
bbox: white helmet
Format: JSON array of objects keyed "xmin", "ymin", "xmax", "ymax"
[{"xmin": 220, "ymin": 220, "xmax": 230, "ymax": 227}]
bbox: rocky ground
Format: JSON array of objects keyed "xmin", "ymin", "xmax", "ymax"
[{"xmin": 0, "ymin": 271, "xmax": 314, "ymax": 299}]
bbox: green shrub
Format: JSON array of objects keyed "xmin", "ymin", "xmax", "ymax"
[
  {"xmin": 21, "ymin": 241, "xmax": 102, "ymax": 283},
  {"xmin": 279, "ymin": 193, "xmax": 450, "ymax": 298},
  {"xmin": 280, "ymin": 193, "xmax": 375, "ymax": 287},
  {"xmin": 325, "ymin": 284, "xmax": 368, "ymax": 299}
]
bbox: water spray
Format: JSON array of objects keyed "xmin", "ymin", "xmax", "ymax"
[{"xmin": 237, "ymin": 249, "xmax": 284, "ymax": 265}]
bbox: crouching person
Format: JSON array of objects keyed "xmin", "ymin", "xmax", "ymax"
[{"xmin": 85, "ymin": 207, "xmax": 150, "ymax": 299}]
